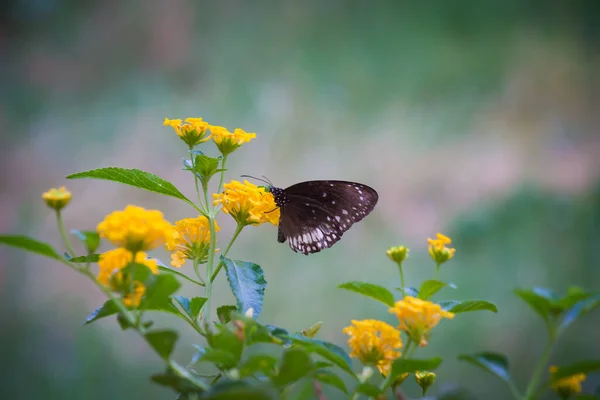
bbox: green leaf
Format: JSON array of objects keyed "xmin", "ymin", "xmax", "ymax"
[
  {"xmin": 203, "ymin": 380, "xmax": 276, "ymax": 400},
  {"xmin": 458, "ymin": 352, "xmax": 512, "ymax": 383},
  {"xmin": 314, "ymin": 369, "xmax": 347, "ymax": 394},
  {"xmin": 273, "ymin": 348, "xmax": 313, "ymax": 387},
  {"xmin": 205, "ymin": 326, "xmax": 243, "ymax": 368},
  {"xmin": 66, "ymin": 167, "xmax": 194, "ymax": 206},
  {"xmin": 173, "ymin": 296, "xmax": 207, "ymax": 320},
  {"xmin": 145, "ymin": 330, "xmax": 178, "ymax": 359},
  {"xmin": 221, "ymin": 256, "xmax": 267, "ymax": 317},
  {"xmin": 438, "ymin": 300, "xmax": 461, "ymax": 311},
  {"xmin": 69, "ymin": 254, "xmax": 100, "ymax": 263},
  {"xmin": 71, "ymin": 229, "xmax": 100, "ymax": 254},
  {"xmin": 185, "ymin": 152, "xmax": 221, "ymax": 186},
  {"xmin": 337, "ymin": 281, "xmax": 395, "ymax": 307},
  {"xmin": 0, "ymin": 235, "xmax": 62, "ymax": 260},
  {"xmin": 355, "ymin": 383, "xmax": 382, "ymax": 397},
  {"xmin": 150, "ymin": 369, "xmax": 204, "ymax": 394},
  {"xmin": 574, "ymin": 395, "xmax": 600, "ymax": 400},
  {"xmin": 155, "ymin": 264, "xmax": 204, "ymax": 287},
  {"xmin": 396, "ymin": 286, "xmax": 419, "ymax": 297},
  {"xmin": 418, "ymin": 280, "xmax": 455, "ymax": 300},
  {"xmin": 239, "ymin": 354, "xmax": 278, "ymax": 378},
  {"xmin": 551, "ymin": 360, "xmax": 600, "ymax": 381},
  {"xmin": 514, "ymin": 288, "xmax": 553, "ymax": 323},
  {"xmin": 447, "ymin": 300, "xmax": 498, "ymax": 314},
  {"xmin": 560, "ymin": 294, "xmax": 600, "ymax": 332},
  {"xmin": 217, "ymin": 305, "xmax": 238, "ymax": 324},
  {"xmin": 143, "ymin": 274, "xmax": 181, "ymax": 309},
  {"xmin": 195, "ymin": 348, "xmax": 238, "ymax": 368},
  {"xmin": 288, "ymin": 335, "xmax": 355, "ymax": 377},
  {"xmin": 384, "ymin": 358, "xmax": 442, "ymax": 388},
  {"xmin": 84, "ymin": 300, "xmax": 120, "ymax": 324}
]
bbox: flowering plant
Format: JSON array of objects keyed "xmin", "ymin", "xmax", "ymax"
[{"xmin": 1, "ymin": 118, "xmax": 599, "ymax": 399}]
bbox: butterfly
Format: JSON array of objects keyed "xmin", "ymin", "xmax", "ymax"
[{"xmin": 242, "ymin": 176, "xmax": 379, "ymax": 255}]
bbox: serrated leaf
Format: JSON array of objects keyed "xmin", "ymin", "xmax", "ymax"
[
  {"xmin": 221, "ymin": 256, "xmax": 266, "ymax": 318},
  {"xmin": 418, "ymin": 280, "xmax": 454, "ymax": 300},
  {"xmin": 217, "ymin": 305, "xmax": 238, "ymax": 324},
  {"xmin": 514, "ymin": 288, "xmax": 552, "ymax": 323},
  {"xmin": 288, "ymin": 335, "xmax": 355, "ymax": 377},
  {"xmin": 338, "ymin": 281, "xmax": 395, "ymax": 307},
  {"xmin": 0, "ymin": 235, "xmax": 62, "ymax": 260},
  {"xmin": 239, "ymin": 354, "xmax": 278, "ymax": 378},
  {"xmin": 69, "ymin": 254, "xmax": 101, "ymax": 263},
  {"xmin": 314, "ymin": 369, "xmax": 347, "ymax": 394},
  {"xmin": 156, "ymin": 264, "xmax": 205, "ymax": 286},
  {"xmin": 71, "ymin": 229, "xmax": 100, "ymax": 254},
  {"xmin": 448, "ymin": 300, "xmax": 498, "ymax": 314},
  {"xmin": 195, "ymin": 348, "xmax": 238, "ymax": 368},
  {"xmin": 173, "ymin": 296, "xmax": 206, "ymax": 321},
  {"xmin": 273, "ymin": 348, "xmax": 313, "ymax": 387},
  {"xmin": 458, "ymin": 352, "xmax": 512, "ymax": 382},
  {"xmin": 551, "ymin": 360, "xmax": 600, "ymax": 381},
  {"xmin": 66, "ymin": 167, "xmax": 194, "ymax": 206},
  {"xmin": 146, "ymin": 330, "xmax": 178, "ymax": 359},
  {"xmin": 384, "ymin": 358, "xmax": 442, "ymax": 388},
  {"xmin": 205, "ymin": 326, "xmax": 243, "ymax": 368}
]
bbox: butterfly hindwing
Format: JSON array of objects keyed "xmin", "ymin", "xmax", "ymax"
[{"xmin": 270, "ymin": 180, "xmax": 378, "ymax": 255}]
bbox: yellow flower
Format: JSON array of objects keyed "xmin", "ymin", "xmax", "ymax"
[
  {"xmin": 387, "ymin": 246, "xmax": 409, "ymax": 264},
  {"xmin": 343, "ymin": 319, "xmax": 403, "ymax": 376},
  {"xmin": 97, "ymin": 205, "xmax": 174, "ymax": 252},
  {"xmin": 42, "ymin": 186, "xmax": 72, "ymax": 211},
  {"xmin": 97, "ymin": 247, "xmax": 158, "ymax": 286},
  {"xmin": 165, "ymin": 216, "xmax": 220, "ymax": 267},
  {"xmin": 427, "ymin": 232, "xmax": 456, "ymax": 264},
  {"xmin": 388, "ymin": 296, "xmax": 454, "ymax": 347},
  {"xmin": 209, "ymin": 125, "xmax": 256, "ymax": 155},
  {"xmin": 123, "ymin": 281, "xmax": 146, "ymax": 307},
  {"xmin": 550, "ymin": 366, "xmax": 586, "ymax": 399},
  {"xmin": 213, "ymin": 180, "xmax": 279, "ymax": 226},
  {"xmin": 164, "ymin": 117, "xmax": 211, "ymax": 148},
  {"xmin": 415, "ymin": 371, "xmax": 436, "ymax": 395}
]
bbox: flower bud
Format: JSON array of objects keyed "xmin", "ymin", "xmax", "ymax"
[
  {"xmin": 386, "ymin": 246, "xmax": 409, "ymax": 264},
  {"xmin": 414, "ymin": 371, "xmax": 436, "ymax": 395},
  {"xmin": 42, "ymin": 186, "xmax": 72, "ymax": 211}
]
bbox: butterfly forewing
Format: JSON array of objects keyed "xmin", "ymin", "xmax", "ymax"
[{"xmin": 270, "ymin": 180, "xmax": 378, "ymax": 255}]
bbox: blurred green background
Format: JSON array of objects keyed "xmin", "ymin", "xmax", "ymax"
[{"xmin": 1, "ymin": 1, "xmax": 599, "ymax": 399}]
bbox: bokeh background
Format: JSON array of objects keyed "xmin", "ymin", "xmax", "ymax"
[{"xmin": 1, "ymin": 1, "xmax": 599, "ymax": 399}]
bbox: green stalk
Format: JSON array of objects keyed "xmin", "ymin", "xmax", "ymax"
[
  {"xmin": 217, "ymin": 155, "xmax": 228, "ymax": 194},
  {"xmin": 202, "ymin": 180, "xmax": 217, "ymax": 323},
  {"xmin": 434, "ymin": 262, "xmax": 440, "ymax": 280},
  {"xmin": 56, "ymin": 210, "xmax": 76, "ymax": 257},
  {"xmin": 523, "ymin": 331, "xmax": 556, "ymax": 400},
  {"xmin": 190, "ymin": 148, "xmax": 207, "ymax": 212},
  {"xmin": 398, "ymin": 263, "xmax": 406, "ymax": 298},
  {"xmin": 210, "ymin": 222, "xmax": 244, "ymax": 282}
]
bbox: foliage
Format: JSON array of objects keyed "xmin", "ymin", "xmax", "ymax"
[{"xmin": 1, "ymin": 118, "xmax": 599, "ymax": 400}]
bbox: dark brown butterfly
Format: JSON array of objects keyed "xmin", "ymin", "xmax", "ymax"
[{"xmin": 243, "ymin": 176, "xmax": 378, "ymax": 255}]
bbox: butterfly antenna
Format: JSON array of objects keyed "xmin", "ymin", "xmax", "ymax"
[
  {"xmin": 261, "ymin": 175, "xmax": 274, "ymax": 186},
  {"xmin": 240, "ymin": 174, "xmax": 272, "ymax": 186}
]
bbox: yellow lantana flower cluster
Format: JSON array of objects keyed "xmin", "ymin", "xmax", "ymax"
[
  {"xmin": 165, "ymin": 216, "xmax": 220, "ymax": 268},
  {"xmin": 549, "ymin": 366, "xmax": 586, "ymax": 399},
  {"xmin": 209, "ymin": 125, "xmax": 256, "ymax": 155},
  {"xmin": 427, "ymin": 232, "xmax": 456, "ymax": 264},
  {"xmin": 96, "ymin": 205, "xmax": 174, "ymax": 307},
  {"xmin": 42, "ymin": 186, "xmax": 72, "ymax": 211},
  {"xmin": 343, "ymin": 319, "xmax": 403, "ymax": 376},
  {"xmin": 97, "ymin": 205, "xmax": 175, "ymax": 253},
  {"xmin": 388, "ymin": 296, "xmax": 454, "ymax": 347},
  {"xmin": 163, "ymin": 117, "xmax": 211, "ymax": 148},
  {"xmin": 213, "ymin": 180, "xmax": 279, "ymax": 226}
]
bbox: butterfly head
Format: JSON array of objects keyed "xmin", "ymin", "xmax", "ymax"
[{"xmin": 267, "ymin": 186, "xmax": 288, "ymax": 208}]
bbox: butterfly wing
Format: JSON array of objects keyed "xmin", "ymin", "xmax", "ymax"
[{"xmin": 278, "ymin": 181, "xmax": 378, "ymax": 255}]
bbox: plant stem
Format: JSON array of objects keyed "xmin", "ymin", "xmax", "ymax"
[
  {"xmin": 210, "ymin": 223, "xmax": 244, "ymax": 283},
  {"xmin": 434, "ymin": 262, "xmax": 440, "ymax": 280},
  {"xmin": 56, "ymin": 210, "xmax": 76, "ymax": 257},
  {"xmin": 398, "ymin": 263, "xmax": 406, "ymax": 298},
  {"xmin": 202, "ymin": 179, "xmax": 217, "ymax": 323},
  {"xmin": 217, "ymin": 155, "xmax": 228, "ymax": 194},
  {"xmin": 523, "ymin": 332, "xmax": 556, "ymax": 400},
  {"xmin": 190, "ymin": 149, "xmax": 207, "ymax": 212}
]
